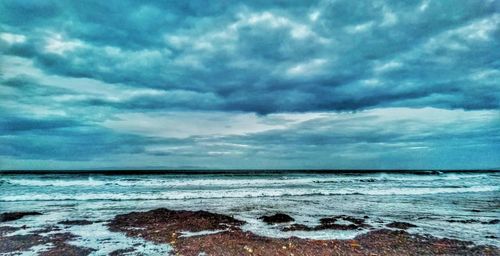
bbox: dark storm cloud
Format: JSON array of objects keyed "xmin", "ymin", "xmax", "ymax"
[
  {"xmin": 2, "ymin": 0, "xmax": 499, "ymax": 113},
  {"xmin": 0, "ymin": 114, "xmax": 78, "ymax": 133},
  {"xmin": 1, "ymin": 76, "xmax": 71, "ymax": 97},
  {"xmin": 0, "ymin": 113, "xmax": 191, "ymax": 161},
  {"xmin": 1, "ymin": 0, "xmax": 500, "ymax": 169},
  {"xmin": 210, "ymin": 109, "xmax": 500, "ymax": 168},
  {"xmin": 0, "ymin": 129, "xmax": 141, "ymax": 161}
]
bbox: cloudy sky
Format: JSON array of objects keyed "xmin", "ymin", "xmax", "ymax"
[{"xmin": 1, "ymin": 0, "xmax": 499, "ymax": 170}]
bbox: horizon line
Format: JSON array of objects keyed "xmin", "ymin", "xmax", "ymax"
[{"xmin": 1, "ymin": 169, "xmax": 499, "ymax": 175}]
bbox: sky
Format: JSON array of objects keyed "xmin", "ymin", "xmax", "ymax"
[{"xmin": 1, "ymin": 0, "xmax": 499, "ymax": 170}]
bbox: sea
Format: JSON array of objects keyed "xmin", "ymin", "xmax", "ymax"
[{"xmin": 0, "ymin": 170, "xmax": 499, "ymax": 255}]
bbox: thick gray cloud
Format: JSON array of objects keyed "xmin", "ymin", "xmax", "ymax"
[
  {"xmin": 2, "ymin": 0, "xmax": 499, "ymax": 113},
  {"xmin": 1, "ymin": 0, "xmax": 499, "ymax": 169}
]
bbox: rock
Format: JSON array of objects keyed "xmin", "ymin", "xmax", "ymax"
[
  {"xmin": 0, "ymin": 212, "xmax": 42, "ymax": 222},
  {"xmin": 386, "ymin": 222, "xmax": 417, "ymax": 229},
  {"xmin": 360, "ymin": 179, "xmax": 377, "ymax": 182},
  {"xmin": 39, "ymin": 242, "xmax": 95, "ymax": 256},
  {"xmin": 281, "ymin": 222, "xmax": 361, "ymax": 232},
  {"xmin": 485, "ymin": 219, "xmax": 499, "ymax": 225},
  {"xmin": 0, "ymin": 231, "xmax": 93, "ymax": 255},
  {"xmin": 319, "ymin": 217, "xmax": 337, "ymax": 225},
  {"xmin": 259, "ymin": 213, "xmax": 295, "ymax": 224},
  {"xmin": 447, "ymin": 219, "xmax": 480, "ymax": 224},
  {"xmin": 31, "ymin": 225, "xmax": 62, "ymax": 234},
  {"xmin": 341, "ymin": 216, "xmax": 365, "ymax": 225},
  {"xmin": 58, "ymin": 220, "xmax": 94, "ymax": 226},
  {"xmin": 319, "ymin": 215, "xmax": 367, "ymax": 226},
  {"xmin": 109, "ymin": 248, "xmax": 136, "ymax": 256},
  {"xmin": 41, "ymin": 232, "xmax": 94, "ymax": 256},
  {"xmin": 0, "ymin": 234, "xmax": 48, "ymax": 253},
  {"xmin": 108, "ymin": 208, "xmax": 245, "ymax": 243},
  {"xmin": 317, "ymin": 223, "xmax": 360, "ymax": 230},
  {"xmin": 282, "ymin": 215, "xmax": 371, "ymax": 232},
  {"xmin": 282, "ymin": 224, "xmax": 315, "ymax": 232},
  {"xmin": 0, "ymin": 226, "xmax": 20, "ymax": 236}
]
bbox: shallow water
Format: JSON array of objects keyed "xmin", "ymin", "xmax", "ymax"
[{"xmin": 1, "ymin": 171, "xmax": 499, "ymax": 254}]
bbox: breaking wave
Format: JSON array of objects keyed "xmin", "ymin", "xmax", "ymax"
[
  {"xmin": 1, "ymin": 173, "xmax": 491, "ymax": 188},
  {"xmin": 1, "ymin": 185, "xmax": 497, "ymax": 202}
]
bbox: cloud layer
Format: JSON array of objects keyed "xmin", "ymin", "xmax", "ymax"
[{"xmin": 1, "ymin": 0, "xmax": 499, "ymax": 169}]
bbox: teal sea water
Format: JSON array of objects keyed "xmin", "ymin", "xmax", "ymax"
[{"xmin": 1, "ymin": 171, "xmax": 499, "ymax": 254}]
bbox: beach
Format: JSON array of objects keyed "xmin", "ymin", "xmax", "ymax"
[{"xmin": 1, "ymin": 171, "xmax": 499, "ymax": 255}]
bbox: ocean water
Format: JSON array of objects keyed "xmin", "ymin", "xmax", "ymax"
[{"xmin": 1, "ymin": 171, "xmax": 499, "ymax": 255}]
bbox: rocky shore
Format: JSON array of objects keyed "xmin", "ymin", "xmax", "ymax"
[
  {"xmin": 0, "ymin": 229, "xmax": 95, "ymax": 255},
  {"xmin": 1, "ymin": 209, "xmax": 499, "ymax": 255},
  {"xmin": 108, "ymin": 208, "xmax": 499, "ymax": 256},
  {"xmin": 0, "ymin": 212, "xmax": 95, "ymax": 256}
]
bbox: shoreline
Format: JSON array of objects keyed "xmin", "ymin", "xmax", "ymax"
[{"xmin": 1, "ymin": 208, "xmax": 498, "ymax": 256}]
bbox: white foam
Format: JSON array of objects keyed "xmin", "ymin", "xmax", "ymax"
[
  {"xmin": 4, "ymin": 178, "xmax": 108, "ymax": 187},
  {"xmin": 360, "ymin": 185, "xmax": 498, "ymax": 195},
  {"xmin": 3, "ymin": 173, "xmax": 490, "ymax": 189},
  {"xmin": 1, "ymin": 185, "xmax": 497, "ymax": 201},
  {"xmin": 15, "ymin": 243, "xmax": 54, "ymax": 256},
  {"xmin": 375, "ymin": 173, "xmax": 489, "ymax": 182},
  {"xmin": 67, "ymin": 222, "xmax": 172, "ymax": 256},
  {"xmin": 180, "ymin": 229, "xmax": 227, "ymax": 238}
]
